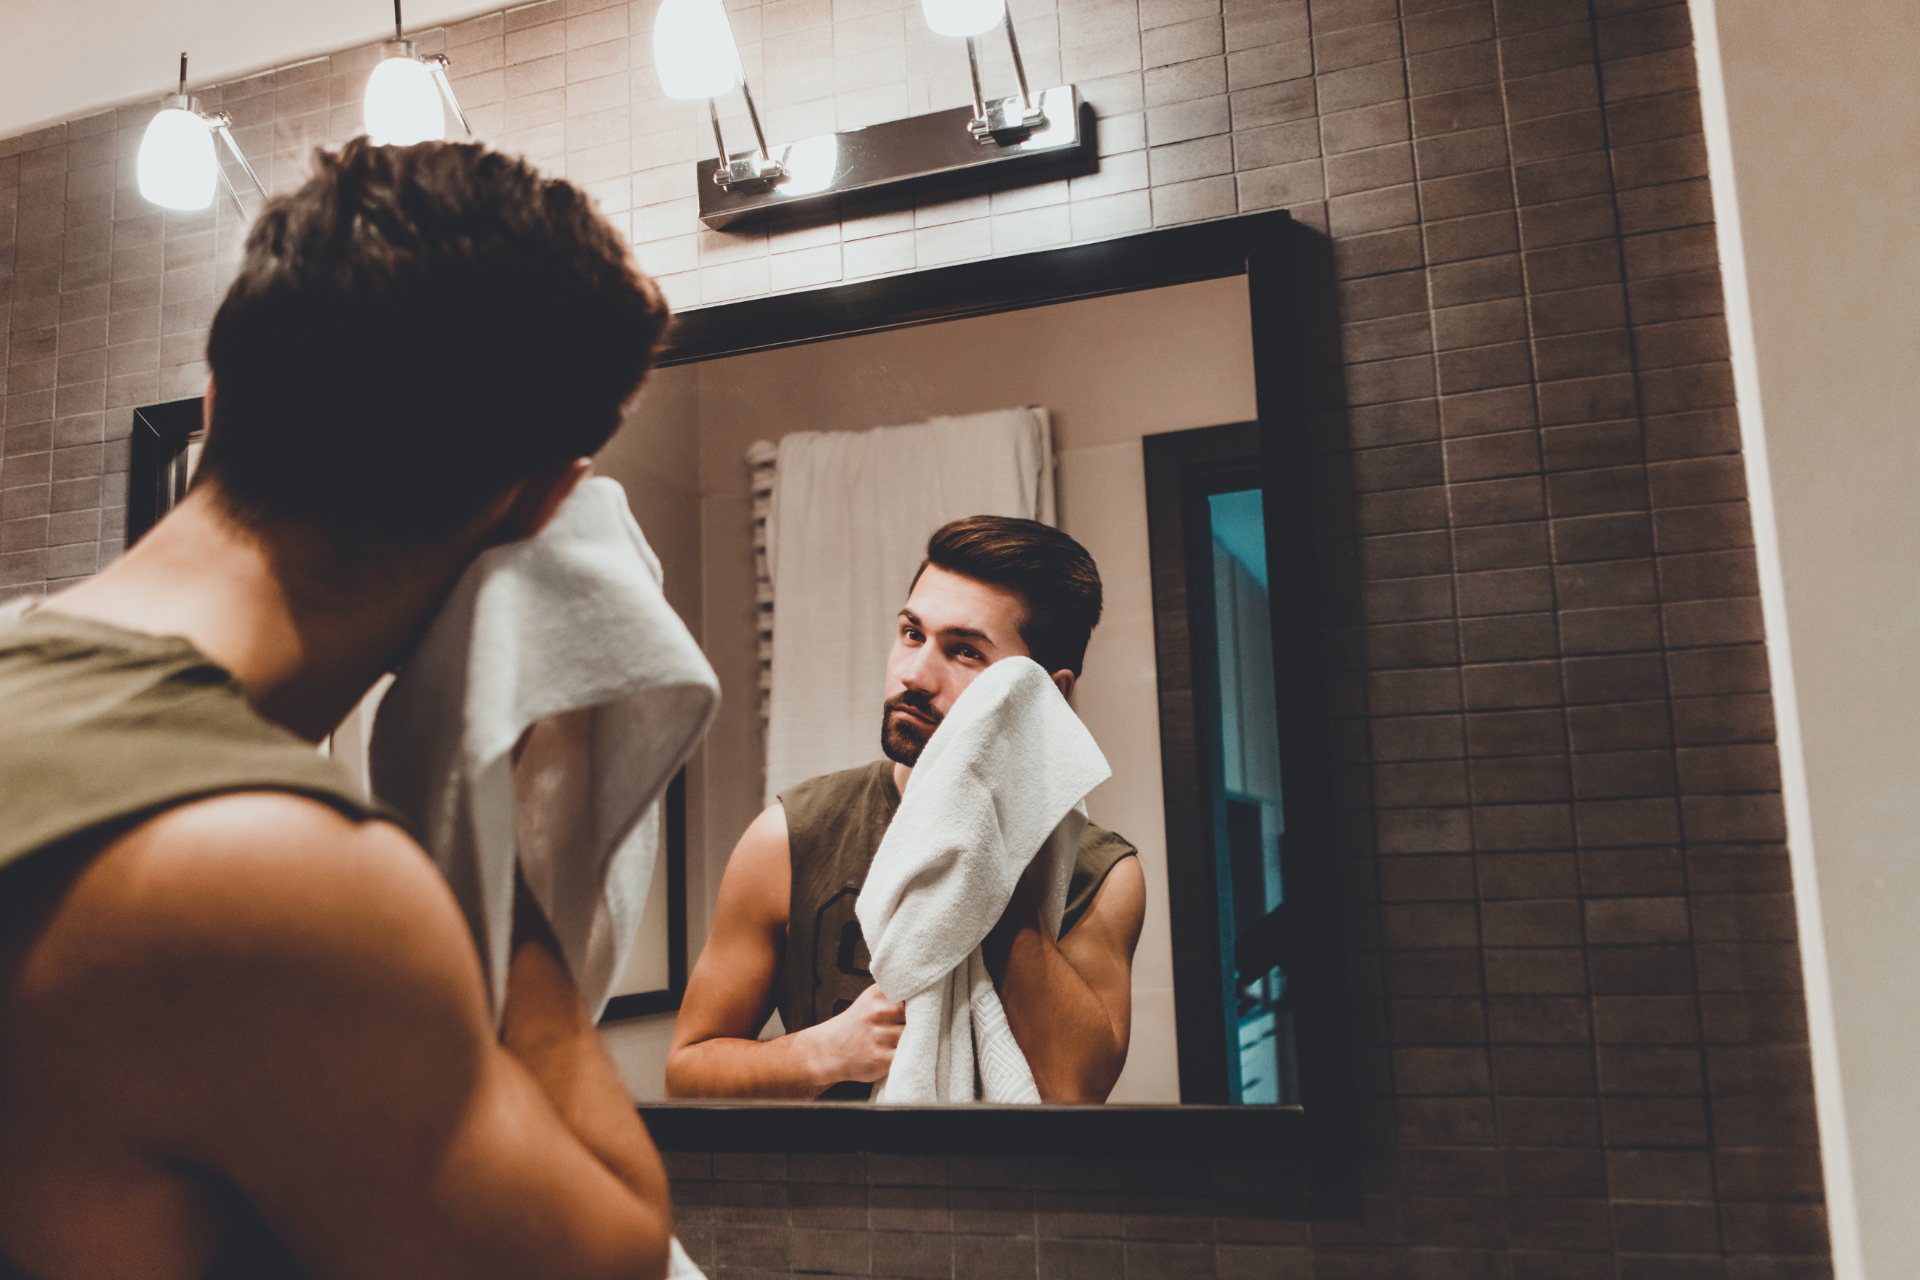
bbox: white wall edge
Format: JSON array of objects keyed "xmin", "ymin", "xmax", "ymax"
[{"xmin": 1686, "ymin": 6, "xmax": 1860, "ymax": 1275}]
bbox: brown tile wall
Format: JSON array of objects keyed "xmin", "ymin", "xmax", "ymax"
[{"xmin": 0, "ymin": 0, "xmax": 1830, "ymax": 1275}]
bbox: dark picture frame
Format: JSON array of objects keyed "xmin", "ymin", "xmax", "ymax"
[
  {"xmin": 127, "ymin": 398, "xmax": 205, "ymax": 547},
  {"xmin": 599, "ymin": 770, "xmax": 691, "ymax": 1021}
]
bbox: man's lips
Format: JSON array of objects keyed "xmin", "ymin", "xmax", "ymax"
[{"xmin": 890, "ymin": 705, "xmax": 939, "ymax": 729}]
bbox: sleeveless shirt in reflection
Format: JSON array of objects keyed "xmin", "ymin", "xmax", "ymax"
[{"xmin": 776, "ymin": 759, "xmax": 1137, "ymax": 1099}]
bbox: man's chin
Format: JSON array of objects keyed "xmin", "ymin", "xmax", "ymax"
[{"xmin": 880, "ymin": 721, "xmax": 926, "ymax": 767}]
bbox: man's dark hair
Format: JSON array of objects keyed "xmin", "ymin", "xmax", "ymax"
[
  {"xmin": 199, "ymin": 137, "xmax": 669, "ymax": 545},
  {"xmin": 914, "ymin": 516, "xmax": 1104, "ymax": 677}
]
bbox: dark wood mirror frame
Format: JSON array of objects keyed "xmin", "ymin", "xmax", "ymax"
[{"xmin": 127, "ymin": 210, "xmax": 1352, "ymax": 1157}]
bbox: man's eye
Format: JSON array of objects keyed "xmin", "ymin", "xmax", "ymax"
[
  {"xmin": 903, "ymin": 627, "xmax": 923, "ymax": 642},
  {"xmin": 955, "ymin": 646, "xmax": 982, "ymax": 661}
]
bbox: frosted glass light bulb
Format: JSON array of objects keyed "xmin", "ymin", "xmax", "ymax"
[
  {"xmin": 653, "ymin": 0, "xmax": 744, "ymax": 101},
  {"xmin": 921, "ymin": 0, "xmax": 1005, "ymax": 38},
  {"xmin": 778, "ymin": 134, "xmax": 840, "ymax": 196},
  {"xmin": 137, "ymin": 107, "xmax": 216, "ymax": 211},
  {"xmin": 365, "ymin": 55, "xmax": 445, "ymax": 145}
]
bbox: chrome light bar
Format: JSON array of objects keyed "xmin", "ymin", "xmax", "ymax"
[{"xmin": 696, "ymin": 85, "xmax": 1087, "ymax": 230}]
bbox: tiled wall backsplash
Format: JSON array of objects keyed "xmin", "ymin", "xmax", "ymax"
[{"xmin": 0, "ymin": 0, "xmax": 1833, "ymax": 1275}]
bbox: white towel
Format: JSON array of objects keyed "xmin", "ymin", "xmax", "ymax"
[
  {"xmin": 369, "ymin": 476, "xmax": 720, "ymax": 1021},
  {"xmin": 856, "ymin": 658, "xmax": 1111, "ymax": 1103}
]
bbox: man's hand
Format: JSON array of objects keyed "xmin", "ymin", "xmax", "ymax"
[{"xmin": 798, "ymin": 984, "xmax": 905, "ymax": 1085}]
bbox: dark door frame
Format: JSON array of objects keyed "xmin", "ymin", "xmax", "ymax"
[{"xmin": 1142, "ymin": 422, "xmax": 1349, "ymax": 1139}]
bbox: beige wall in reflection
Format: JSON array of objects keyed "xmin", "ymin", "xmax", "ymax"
[{"xmin": 596, "ymin": 275, "xmax": 1258, "ymax": 1103}]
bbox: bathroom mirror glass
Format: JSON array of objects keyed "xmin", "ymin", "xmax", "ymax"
[{"xmin": 598, "ymin": 273, "xmax": 1256, "ymax": 1109}]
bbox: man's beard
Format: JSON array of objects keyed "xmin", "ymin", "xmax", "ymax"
[{"xmin": 880, "ymin": 690, "xmax": 942, "ymax": 766}]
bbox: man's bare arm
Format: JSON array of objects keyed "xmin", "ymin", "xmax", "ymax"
[
  {"xmin": 63, "ymin": 793, "xmax": 671, "ymax": 1280},
  {"xmin": 665, "ymin": 805, "xmax": 903, "ymax": 1098},
  {"xmin": 503, "ymin": 872, "xmax": 670, "ymax": 1209},
  {"xmin": 982, "ymin": 856, "xmax": 1146, "ymax": 1103}
]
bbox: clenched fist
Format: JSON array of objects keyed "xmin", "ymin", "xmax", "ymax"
[{"xmin": 801, "ymin": 983, "xmax": 906, "ymax": 1085}]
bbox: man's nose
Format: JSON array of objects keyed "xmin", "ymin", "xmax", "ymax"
[{"xmin": 899, "ymin": 641, "xmax": 940, "ymax": 693}]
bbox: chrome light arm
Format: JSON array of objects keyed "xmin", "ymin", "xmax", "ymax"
[
  {"xmin": 426, "ymin": 54, "xmax": 473, "ymax": 136},
  {"xmin": 966, "ymin": 11, "xmax": 1046, "ymax": 144},
  {"xmin": 207, "ymin": 113, "xmax": 268, "ymax": 200}
]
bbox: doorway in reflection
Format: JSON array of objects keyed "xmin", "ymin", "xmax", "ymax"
[{"xmin": 1200, "ymin": 489, "xmax": 1297, "ymax": 1106}]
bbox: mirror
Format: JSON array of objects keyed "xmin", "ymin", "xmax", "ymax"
[
  {"xmin": 590, "ymin": 213, "xmax": 1347, "ymax": 1148},
  {"xmin": 597, "ymin": 272, "xmax": 1257, "ymax": 1108}
]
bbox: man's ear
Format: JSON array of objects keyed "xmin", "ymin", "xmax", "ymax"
[
  {"xmin": 495, "ymin": 458, "xmax": 592, "ymax": 545},
  {"xmin": 1051, "ymin": 669, "xmax": 1076, "ymax": 702}
]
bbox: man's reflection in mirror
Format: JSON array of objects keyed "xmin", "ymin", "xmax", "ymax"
[{"xmin": 667, "ymin": 517, "xmax": 1146, "ymax": 1102}]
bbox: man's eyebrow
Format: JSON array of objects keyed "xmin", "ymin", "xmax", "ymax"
[{"xmin": 896, "ymin": 610, "xmax": 994, "ymax": 644}]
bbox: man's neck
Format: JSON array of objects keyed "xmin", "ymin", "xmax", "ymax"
[
  {"xmin": 43, "ymin": 489, "xmax": 470, "ymax": 741},
  {"xmin": 892, "ymin": 761, "xmax": 912, "ymax": 795}
]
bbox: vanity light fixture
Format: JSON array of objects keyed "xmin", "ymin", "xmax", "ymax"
[
  {"xmin": 659, "ymin": 0, "xmax": 1088, "ymax": 230},
  {"xmin": 364, "ymin": 0, "xmax": 472, "ymax": 146},
  {"xmin": 653, "ymin": 0, "xmax": 786, "ymax": 191},
  {"xmin": 136, "ymin": 53, "xmax": 270, "ymax": 215}
]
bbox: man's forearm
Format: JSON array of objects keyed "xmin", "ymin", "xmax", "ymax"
[
  {"xmin": 503, "ymin": 885, "xmax": 671, "ymax": 1213},
  {"xmin": 664, "ymin": 1031, "xmax": 833, "ymax": 1100}
]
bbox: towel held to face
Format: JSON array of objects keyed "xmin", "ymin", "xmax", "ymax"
[
  {"xmin": 855, "ymin": 657, "xmax": 1111, "ymax": 1103},
  {"xmin": 368, "ymin": 476, "xmax": 720, "ymax": 1022}
]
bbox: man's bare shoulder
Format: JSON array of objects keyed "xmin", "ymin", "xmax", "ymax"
[
  {"xmin": 722, "ymin": 802, "xmax": 792, "ymax": 924},
  {"xmin": 740, "ymin": 801, "xmax": 790, "ymax": 857},
  {"xmin": 75, "ymin": 792, "xmax": 471, "ymax": 969},
  {"xmin": 22, "ymin": 791, "xmax": 489, "ymax": 1086},
  {"xmin": 4, "ymin": 799, "xmax": 670, "ymax": 1280},
  {"xmin": 1069, "ymin": 854, "xmax": 1146, "ymax": 955}
]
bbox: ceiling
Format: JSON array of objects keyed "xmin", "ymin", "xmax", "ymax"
[{"xmin": 0, "ymin": 0, "xmax": 507, "ymax": 142}]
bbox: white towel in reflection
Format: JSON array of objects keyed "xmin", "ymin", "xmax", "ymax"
[
  {"xmin": 369, "ymin": 476, "xmax": 720, "ymax": 1021},
  {"xmin": 856, "ymin": 658, "xmax": 1110, "ymax": 1103}
]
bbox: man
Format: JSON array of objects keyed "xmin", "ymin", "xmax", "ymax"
[
  {"xmin": 667, "ymin": 517, "xmax": 1147, "ymax": 1103},
  {"xmin": 0, "ymin": 141, "xmax": 676, "ymax": 1279}
]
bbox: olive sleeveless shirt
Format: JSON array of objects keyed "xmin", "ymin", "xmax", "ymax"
[
  {"xmin": 0, "ymin": 605, "xmax": 386, "ymax": 1280},
  {"xmin": 0, "ymin": 601, "xmax": 385, "ymax": 882},
  {"xmin": 776, "ymin": 759, "xmax": 1136, "ymax": 1098}
]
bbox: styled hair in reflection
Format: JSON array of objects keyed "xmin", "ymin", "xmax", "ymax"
[
  {"xmin": 913, "ymin": 516, "xmax": 1105, "ymax": 678},
  {"xmin": 199, "ymin": 137, "xmax": 669, "ymax": 550}
]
